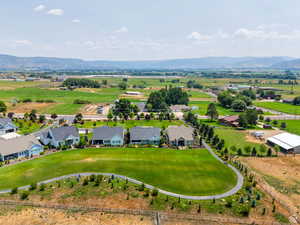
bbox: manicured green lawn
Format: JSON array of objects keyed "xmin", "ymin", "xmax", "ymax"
[
  {"xmin": 76, "ymin": 119, "xmax": 184, "ymax": 129},
  {"xmin": 190, "ymin": 101, "xmax": 239, "ymax": 116},
  {"xmin": 0, "ymin": 148, "xmax": 236, "ymax": 196},
  {"xmin": 14, "ymin": 120, "xmax": 44, "ymax": 135},
  {"xmin": 254, "ymin": 101, "xmax": 300, "ymax": 115},
  {"xmin": 276, "ymin": 120, "xmax": 300, "ymax": 135},
  {"xmin": 214, "ymin": 128, "xmax": 262, "ymax": 154},
  {"xmin": 188, "ymin": 90, "xmax": 213, "ymax": 99}
]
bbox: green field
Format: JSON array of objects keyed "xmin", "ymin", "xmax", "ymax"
[
  {"xmin": 0, "ymin": 87, "xmax": 123, "ymax": 114},
  {"xmin": 0, "ymin": 148, "xmax": 236, "ymax": 196},
  {"xmin": 276, "ymin": 120, "xmax": 300, "ymax": 135},
  {"xmin": 254, "ymin": 101, "xmax": 300, "ymax": 115},
  {"xmin": 76, "ymin": 119, "xmax": 184, "ymax": 129},
  {"xmin": 214, "ymin": 128, "xmax": 261, "ymax": 154},
  {"xmin": 190, "ymin": 101, "xmax": 239, "ymax": 116}
]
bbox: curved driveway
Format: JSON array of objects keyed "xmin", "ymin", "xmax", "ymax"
[{"xmin": 0, "ymin": 143, "xmax": 244, "ymax": 200}]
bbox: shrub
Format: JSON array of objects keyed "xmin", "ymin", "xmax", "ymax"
[
  {"xmin": 151, "ymin": 189, "xmax": 159, "ymax": 197},
  {"xmin": 39, "ymin": 183, "xmax": 46, "ymax": 191},
  {"xmin": 10, "ymin": 187, "xmax": 18, "ymax": 195},
  {"xmin": 19, "ymin": 192, "xmax": 29, "ymax": 200},
  {"xmin": 82, "ymin": 178, "xmax": 89, "ymax": 186},
  {"xmin": 138, "ymin": 183, "xmax": 145, "ymax": 192},
  {"xmin": 29, "ymin": 183, "xmax": 37, "ymax": 191},
  {"xmin": 73, "ymin": 99, "xmax": 92, "ymax": 104}
]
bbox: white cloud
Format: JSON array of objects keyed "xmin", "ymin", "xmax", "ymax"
[
  {"xmin": 233, "ymin": 28, "xmax": 300, "ymax": 40},
  {"xmin": 187, "ymin": 32, "xmax": 212, "ymax": 41},
  {"xmin": 34, "ymin": 5, "xmax": 46, "ymax": 12},
  {"xmin": 72, "ymin": 19, "xmax": 81, "ymax": 23},
  {"xmin": 83, "ymin": 41, "xmax": 96, "ymax": 48},
  {"xmin": 47, "ymin": 9, "xmax": 64, "ymax": 16},
  {"xmin": 115, "ymin": 26, "xmax": 129, "ymax": 33},
  {"xmin": 14, "ymin": 40, "xmax": 32, "ymax": 46}
]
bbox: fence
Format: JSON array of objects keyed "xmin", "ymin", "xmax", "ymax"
[{"xmin": 0, "ymin": 200, "xmax": 285, "ymax": 225}]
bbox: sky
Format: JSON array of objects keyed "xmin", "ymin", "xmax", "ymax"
[{"xmin": 1, "ymin": 0, "xmax": 300, "ymax": 60}]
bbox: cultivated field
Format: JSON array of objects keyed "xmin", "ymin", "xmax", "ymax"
[
  {"xmin": 254, "ymin": 101, "xmax": 300, "ymax": 115},
  {"xmin": 0, "ymin": 148, "xmax": 236, "ymax": 196}
]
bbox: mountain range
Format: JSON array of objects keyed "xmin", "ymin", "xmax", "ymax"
[{"xmin": 0, "ymin": 54, "xmax": 299, "ymax": 71}]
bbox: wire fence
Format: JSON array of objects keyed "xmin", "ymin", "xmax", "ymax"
[{"xmin": 0, "ymin": 200, "xmax": 285, "ymax": 225}]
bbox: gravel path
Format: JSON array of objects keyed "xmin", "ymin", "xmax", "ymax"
[{"xmin": 0, "ymin": 142, "xmax": 244, "ymax": 200}]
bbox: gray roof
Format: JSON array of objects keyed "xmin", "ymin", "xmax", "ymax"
[
  {"xmin": 136, "ymin": 102, "xmax": 147, "ymax": 112},
  {"xmin": 92, "ymin": 126, "xmax": 124, "ymax": 140},
  {"xmin": 50, "ymin": 126, "xmax": 79, "ymax": 141},
  {"xmin": 130, "ymin": 126, "xmax": 161, "ymax": 141},
  {"xmin": 166, "ymin": 125, "xmax": 194, "ymax": 141},
  {"xmin": 0, "ymin": 135, "xmax": 41, "ymax": 156},
  {"xmin": 0, "ymin": 118, "xmax": 16, "ymax": 128},
  {"xmin": 170, "ymin": 105, "xmax": 191, "ymax": 112}
]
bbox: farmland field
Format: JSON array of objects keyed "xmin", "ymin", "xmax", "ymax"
[
  {"xmin": 254, "ymin": 101, "xmax": 300, "ymax": 115},
  {"xmin": 276, "ymin": 120, "xmax": 300, "ymax": 135},
  {"xmin": 0, "ymin": 87, "xmax": 123, "ymax": 114},
  {"xmin": 76, "ymin": 119, "xmax": 184, "ymax": 129},
  {"xmin": 190, "ymin": 101, "xmax": 238, "ymax": 116},
  {"xmin": 214, "ymin": 128, "xmax": 262, "ymax": 154},
  {"xmin": 0, "ymin": 148, "xmax": 236, "ymax": 196}
]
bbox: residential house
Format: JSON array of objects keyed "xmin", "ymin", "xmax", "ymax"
[
  {"xmin": 166, "ymin": 125, "xmax": 195, "ymax": 147},
  {"xmin": 267, "ymin": 132, "xmax": 300, "ymax": 154},
  {"xmin": 219, "ymin": 115, "xmax": 240, "ymax": 127},
  {"xmin": 170, "ymin": 105, "xmax": 191, "ymax": 112},
  {"xmin": 136, "ymin": 102, "xmax": 147, "ymax": 113},
  {"xmin": 0, "ymin": 118, "xmax": 18, "ymax": 135},
  {"xmin": 0, "ymin": 135, "xmax": 43, "ymax": 161},
  {"xmin": 40, "ymin": 126, "xmax": 80, "ymax": 148},
  {"xmin": 91, "ymin": 126, "xmax": 125, "ymax": 146},
  {"xmin": 130, "ymin": 126, "xmax": 161, "ymax": 145}
]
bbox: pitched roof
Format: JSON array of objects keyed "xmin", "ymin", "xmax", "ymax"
[
  {"xmin": 50, "ymin": 126, "xmax": 79, "ymax": 141},
  {"xmin": 220, "ymin": 115, "xmax": 239, "ymax": 122},
  {"xmin": 0, "ymin": 135, "xmax": 41, "ymax": 156},
  {"xmin": 136, "ymin": 102, "xmax": 147, "ymax": 112},
  {"xmin": 170, "ymin": 105, "xmax": 191, "ymax": 111},
  {"xmin": 166, "ymin": 125, "xmax": 194, "ymax": 141},
  {"xmin": 92, "ymin": 126, "xmax": 124, "ymax": 140},
  {"xmin": 267, "ymin": 132, "xmax": 300, "ymax": 150},
  {"xmin": 130, "ymin": 126, "xmax": 161, "ymax": 141},
  {"xmin": 0, "ymin": 118, "xmax": 16, "ymax": 128}
]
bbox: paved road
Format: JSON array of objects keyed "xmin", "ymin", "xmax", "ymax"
[{"xmin": 0, "ymin": 143, "xmax": 244, "ymax": 200}]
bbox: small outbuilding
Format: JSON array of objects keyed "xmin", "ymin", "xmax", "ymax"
[
  {"xmin": 267, "ymin": 132, "xmax": 300, "ymax": 154},
  {"xmin": 219, "ymin": 115, "xmax": 239, "ymax": 127}
]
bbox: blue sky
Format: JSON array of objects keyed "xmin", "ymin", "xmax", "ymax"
[{"xmin": 1, "ymin": 0, "xmax": 300, "ymax": 60}]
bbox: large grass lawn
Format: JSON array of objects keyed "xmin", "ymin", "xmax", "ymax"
[
  {"xmin": 0, "ymin": 148, "xmax": 236, "ymax": 196},
  {"xmin": 214, "ymin": 128, "xmax": 262, "ymax": 154},
  {"xmin": 276, "ymin": 120, "xmax": 300, "ymax": 135},
  {"xmin": 190, "ymin": 101, "xmax": 239, "ymax": 116},
  {"xmin": 254, "ymin": 101, "xmax": 300, "ymax": 115},
  {"xmin": 0, "ymin": 87, "xmax": 123, "ymax": 114},
  {"xmin": 76, "ymin": 119, "xmax": 184, "ymax": 129}
]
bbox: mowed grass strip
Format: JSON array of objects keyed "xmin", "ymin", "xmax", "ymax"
[
  {"xmin": 254, "ymin": 101, "xmax": 300, "ymax": 115},
  {"xmin": 0, "ymin": 148, "xmax": 236, "ymax": 196}
]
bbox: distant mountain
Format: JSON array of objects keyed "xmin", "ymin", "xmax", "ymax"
[
  {"xmin": 272, "ymin": 58, "xmax": 300, "ymax": 69},
  {"xmin": 0, "ymin": 54, "xmax": 296, "ymax": 71}
]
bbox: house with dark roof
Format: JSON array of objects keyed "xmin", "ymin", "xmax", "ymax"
[
  {"xmin": 0, "ymin": 135, "xmax": 43, "ymax": 161},
  {"xmin": 166, "ymin": 125, "xmax": 194, "ymax": 147},
  {"xmin": 91, "ymin": 126, "xmax": 125, "ymax": 146},
  {"xmin": 136, "ymin": 102, "xmax": 147, "ymax": 113},
  {"xmin": 40, "ymin": 126, "xmax": 80, "ymax": 148},
  {"xmin": 130, "ymin": 126, "xmax": 161, "ymax": 145},
  {"xmin": 219, "ymin": 115, "xmax": 239, "ymax": 127},
  {"xmin": 0, "ymin": 118, "xmax": 18, "ymax": 135}
]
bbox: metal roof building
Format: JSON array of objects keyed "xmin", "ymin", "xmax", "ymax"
[{"xmin": 267, "ymin": 132, "xmax": 300, "ymax": 154}]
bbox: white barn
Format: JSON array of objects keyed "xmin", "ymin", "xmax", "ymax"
[{"xmin": 267, "ymin": 132, "xmax": 300, "ymax": 154}]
